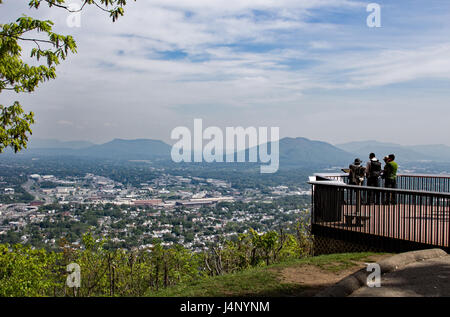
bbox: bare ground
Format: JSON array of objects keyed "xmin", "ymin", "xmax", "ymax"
[{"xmin": 275, "ymin": 254, "xmax": 392, "ymax": 296}]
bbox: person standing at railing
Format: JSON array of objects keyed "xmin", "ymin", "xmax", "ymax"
[
  {"xmin": 366, "ymin": 153, "xmax": 382, "ymax": 203},
  {"xmin": 348, "ymin": 158, "xmax": 366, "ymax": 210},
  {"xmin": 382, "ymin": 154, "xmax": 398, "ymax": 204},
  {"xmin": 349, "ymin": 158, "xmax": 366, "ymax": 186}
]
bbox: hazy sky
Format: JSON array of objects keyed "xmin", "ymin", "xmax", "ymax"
[{"xmin": 2, "ymin": 0, "xmax": 450, "ymax": 145}]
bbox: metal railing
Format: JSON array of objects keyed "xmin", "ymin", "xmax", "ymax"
[
  {"xmin": 309, "ymin": 173, "xmax": 450, "ymax": 250},
  {"xmin": 397, "ymin": 174, "xmax": 450, "ymax": 193},
  {"xmin": 314, "ymin": 173, "xmax": 450, "ymax": 192}
]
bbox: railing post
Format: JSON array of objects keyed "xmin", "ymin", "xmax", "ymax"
[{"xmin": 356, "ymin": 188, "xmax": 361, "ymax": 216}]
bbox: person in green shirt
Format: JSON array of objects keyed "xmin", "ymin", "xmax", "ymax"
[{"xmin": 383, "ymin": 154, "xmax": 398, "ymax": 204}]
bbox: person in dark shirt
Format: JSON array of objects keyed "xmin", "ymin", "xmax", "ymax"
[
  {"xmin": 348, "ymin": 158, "xmax": 365, "ymax": 207},
  {"xmin": 366, "ymin": 153, "xmax": 382, "ymax": 187},
  {"xmin": 349, "ymin": 158, "xmax": 365, "ymax": 186},
  {"xmin": 366, "ymin": 153, "xmax": 382, "ymax": 203}
]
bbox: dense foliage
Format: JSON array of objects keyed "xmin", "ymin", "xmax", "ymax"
[{"xmin": 0, "ymin": 224, "xmax": 312, "ymax": 297}]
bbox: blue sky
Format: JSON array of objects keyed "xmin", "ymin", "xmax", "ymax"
[{"xmin": 2, "ymin": 0, "xmax": 450, "ymax": 145}]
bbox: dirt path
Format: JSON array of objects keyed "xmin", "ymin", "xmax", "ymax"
[{"xmin": 276, "ymin": 254, "xmax": 392, "ymax": 296}]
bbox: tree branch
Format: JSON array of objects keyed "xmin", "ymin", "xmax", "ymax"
[
  {"xmin": 92, "ymin": 0, "xmax": 112, "ymax": 13},
  {"xmin": 41, "ymin": 0, "xmax": 113, "ymax": 13},
  {"xmin": 42, "ymin": 0, "xmax": 89, "ymax": 12},
  {"xmin": 16, "ymin": 36, "xmax": 59, "ymax": 47}
]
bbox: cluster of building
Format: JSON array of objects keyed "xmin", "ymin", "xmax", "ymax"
[
  {"xmin": 26, "ymin": 173, "xmax": 236, "ymax": 205},
  {"xmin": 0, "ymin": 172, "xmax": 310, "ymax": 251}
]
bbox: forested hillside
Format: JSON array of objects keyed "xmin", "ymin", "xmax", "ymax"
[{"xmin": 0, "ymin": 224, "xmax": 312, "ymax": 297}]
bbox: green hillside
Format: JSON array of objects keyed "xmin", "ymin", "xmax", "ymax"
[
  {"xmin": 154, "ymin": 252, "xmax": 387, "ymax": 297},
  {"xmin": 0, "ymin": 229, "xmax": 388, "ymax": 297}
]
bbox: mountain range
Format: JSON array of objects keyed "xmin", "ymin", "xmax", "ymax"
[
  {"xmin": 19, "ymin": 137, "xmax": 353, "ymax": 166},
  {"xmin": 10, "ymin": 137, "xmax": 450, "ymax": 166},
  {"xmin": 21, "ymin": 138, "xmax": 172, "ymax": 160},
  {"xmin": 27, "ymin": 138, "xmax": 96, "ymax": 149}
]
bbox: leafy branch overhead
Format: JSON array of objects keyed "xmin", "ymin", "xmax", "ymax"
[{"xmin": 0, "ymin": 0, "xmax": 135, "ymax": 153}]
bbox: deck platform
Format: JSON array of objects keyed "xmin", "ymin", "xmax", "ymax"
[
  {"xmin": 310, "ymin": 173, "xmax": 450, "ymax": 252},
  {"xmin": 316, "ymin": 203, "xmax": 450, "ymax": 247}
]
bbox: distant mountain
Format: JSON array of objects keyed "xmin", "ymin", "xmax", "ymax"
[
  {"xmin": 277, "ymin": 137, "xmax": 354, "ymax": 166},
  {"xmin": 336, "ymin": 141, "xmax": 450, "ymax": 162},
  {"xmin": 79, "ymin": 139, "xmax": 172, "ymax": 160},
  {"xmin": 16, "ymin": 137, "xmax": 450, "ymax": 167},
  {"xmin": 14, "ymin": 138, "xmax": 172, "ymax": 160},
  {"xmin": 13, "ymin": 137, "xmax": 355, "ymax": 167},
  {"xmin": 236, "ymin": 137, "xmax": 354, "ymax": 168},
  {"xmin": 27, "ymin": 138, "xmax": 95, "ymax": 149}
]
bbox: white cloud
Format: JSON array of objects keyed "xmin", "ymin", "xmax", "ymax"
[
  {"xmin": 315, "ymin": 43, "xmax": 450, "ymax": 89},
  {"xmin": 2, "ymin": 0, "xmax": 450, "ymax": 144}
]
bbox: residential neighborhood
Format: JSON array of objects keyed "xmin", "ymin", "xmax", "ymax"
[{"xmin": 0, "ymin": 172, "xmax": 310, "ymax": 252}]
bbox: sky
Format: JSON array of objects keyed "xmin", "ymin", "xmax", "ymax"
[{"xmin": 2, "ymin": 0, "xmax": 450, "ymax": 146}]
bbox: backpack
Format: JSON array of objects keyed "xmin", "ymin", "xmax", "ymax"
[
  {"xmin": 350, "ymin": 164, "xmax": 365, "ymax": 184},
  {"xmin": 369, "ymin": 160, "xmax": 382, "ymax": 178}
]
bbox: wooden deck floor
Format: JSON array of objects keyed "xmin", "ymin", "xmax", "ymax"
[{"xmin": 316, "ymin": 203, "xmax": 450, "ymax": 248}]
